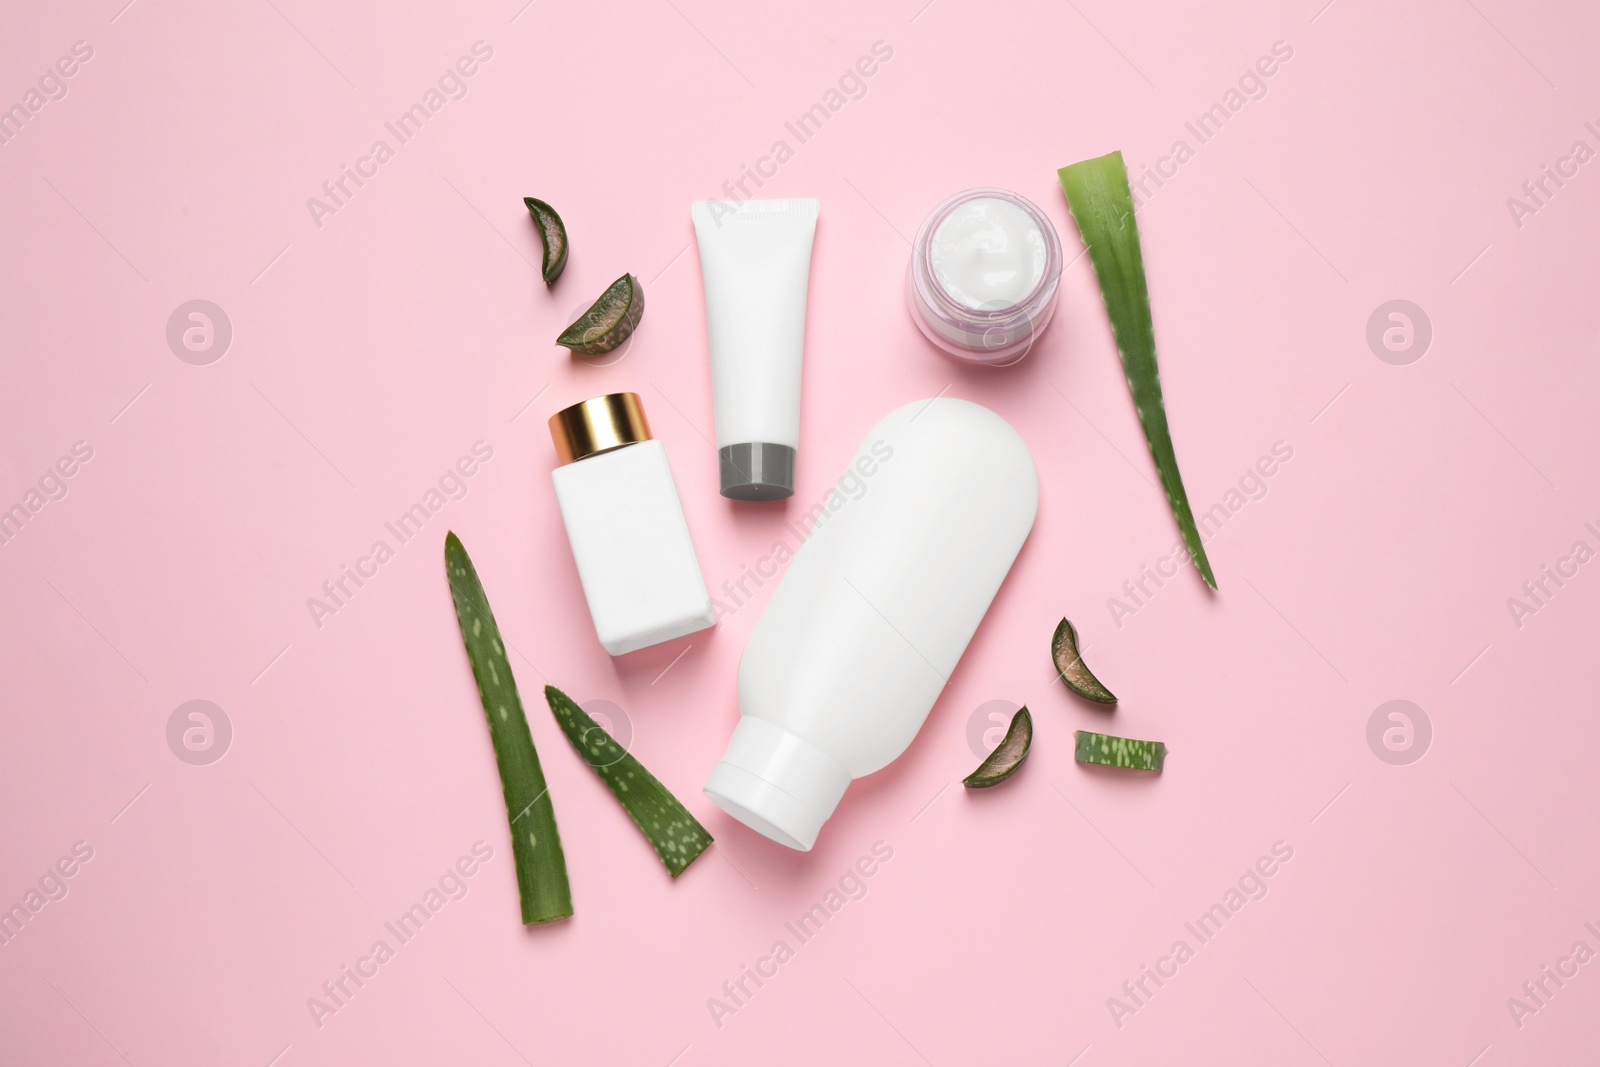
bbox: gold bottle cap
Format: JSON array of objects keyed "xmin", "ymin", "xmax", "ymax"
[{"xmin": 548, "ymin": 392, "xmax": 653, "ymax": 465}]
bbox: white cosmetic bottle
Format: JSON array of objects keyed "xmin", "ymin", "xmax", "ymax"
[
  {"xmin": 704, "ymin": 398, "xmax": 1038, "ymax": 849},
  {"xmin": 548, "ymin": 392, "xmax": 715, "ymax": 656}
]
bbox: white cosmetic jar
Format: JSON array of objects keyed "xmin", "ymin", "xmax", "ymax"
[{"xmin": 906, "ymin": 188, "xmax": 1063, "ymax": 366}]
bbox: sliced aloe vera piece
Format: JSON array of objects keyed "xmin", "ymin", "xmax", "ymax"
[
  {"xmin": 1058, "ymin": 152, "xmax": 1216, "ymax": 589},
  {"xmin": 1074, "ymin": 729, "xmax": 1167, "ymax": 772},
  {"xmin": 444, "ymin": 532, "xmax": 573, "ymax": 925},
  {"xmin": 963, "ymin": 706, "xmax": 1033, "ymax": 788},
  {"xmin": 523, "ymin": 197, "xmax": 568, "ymax": 285},
  {"xmin": 1052, "ymin": 617, "xmax": 1116, "ymax": 704},
  {"xmin": 544, "ymin": 685, "xmax": 712, "ymax": 878},
  {"xmin": 556, "ymin": 273, "xmax": 643, "ymax": 355}
]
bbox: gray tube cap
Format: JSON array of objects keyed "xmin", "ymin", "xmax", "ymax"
[{"xmin": 719, "ymin": 442, "xmax": 795, "ymax": 501}]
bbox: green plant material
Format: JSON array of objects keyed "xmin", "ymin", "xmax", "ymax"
[
  {"xmin": 1058, "ymin": 151, "xmax": 1217, "ymax": 589},
  {"xmin": 1051, "ymin": 617, "xmax": 1116, "ymax": 704},
  {"xmin": 544, "ymin": 685, "xmax": 712, "ymax": 878},
  {"xmin": 1074, "ymin": 729, "xmax": 1167, "ymax": 772},
  {"xmin": 444, "ymin": 532, "xmax": 573, "ymax": 925},
  {"xmin": 962, "ymin": 707, "xmax": 1033, "ymax": 788},
  {"xmin": 523, "ymin": 197, "xmax": 568, "ymax": 285},
  {"xmin": 557, "ymin": 273, "xmax": 643, "ymax": 355}
]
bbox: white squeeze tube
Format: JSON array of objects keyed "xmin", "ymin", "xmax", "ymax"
[
  {"xmin": 690, "ymin": 198, "xmax": 820, "ymax": 501},
  {"xmin": 704, "ymin": 398, "xmax": 1039, "ymax": 850}
]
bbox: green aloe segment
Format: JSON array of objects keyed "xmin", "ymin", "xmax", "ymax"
[
  {"xmin": 544, "ymin": 686, "xmax": 712, "ymax": 878},
  {"xmin": 1052, "ymin": 617, "xmax": 1116, "ymax": 704},
  {"xmin": 444, "ymin": 532, "xmax": 573, "ymax": 925},
  {"xmin": 963, "ymin": 707, "xmax": 1033, "ymax": 788},
  {"xmin": 1058, "ymin": 152, "xmax": 1217, "ymax": 589},
  {"xmin": 523, "ymin": 197, "xmax": 568, "ymax": 284},
  {"xmin": 557, "ymin": 273, "xmax": 644, "ymax": 355},
  {"xmin": 1074, "ymin": 729, "xmax": 1167, "ymax": 772}
]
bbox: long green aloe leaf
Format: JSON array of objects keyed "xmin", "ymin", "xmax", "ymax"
[
  {"xmin": 1058, "ymin": 152, "xmax": 1217, "ymax": 589},
  {"xmin": 544, "ymin": 685, "xmax": 712, "ymax": 878},
  {"xmin": 444, "ymin": 532, "xmax": 573, "ymax": 924}
]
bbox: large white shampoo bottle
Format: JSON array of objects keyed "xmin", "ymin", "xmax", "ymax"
[{"xmin": 704, "ymin": 398, "xmax": 1038, "ymax": 850}]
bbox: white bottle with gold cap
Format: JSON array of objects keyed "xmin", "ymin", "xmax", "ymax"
[{"xmin": 548, "ymin": 392, "xmax": 715, "ymax": 655}]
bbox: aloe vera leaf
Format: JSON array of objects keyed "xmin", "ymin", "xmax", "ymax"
[
  {"xmin": 523, "ymin": 197, "xmax": 568, "ymax": 285},
  {"xmin": 963, "ymin": 707, "xmax": 1033, "ymax": 788},
  {"xmin": 1074, "ymin": 729, "xmax": 1167, "ymax": 772},
  {"xmin": 544, "ymin": 685, "xmax": 712, "ymax": 878},
  {"xmin": 444, "ymin": 532, "xmax": 573, "ymax": 924},
  {"xmin": 1051, "ymin": 617, "xmax": 1116, "ymax": 704},
  {"xmin": 1058, "ymin": 152, "xmax": 1217, "ymax": 589},
  {"xmin": 556, "ymin": 273, "xmax": 644, "ymax": 355}
]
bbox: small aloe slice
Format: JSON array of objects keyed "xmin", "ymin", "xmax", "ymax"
[
  {"xmin": 1052, "ymin": 617, "xmax": 1116, "ymax": 704},
  {"xmin": 963, "ymin": 707, "xmax": 1033, "ymax": 788},
  {"xmin": 557, "ymin": 273, "xmax": 644, "ymax": 355},
  {"xmin": 544, "ymin": 685, "xmax": 712, "ymax": 878},
  {"xmin": 444, "ymin": 532, "xmax": 572, "ymax": 924},
  {"xmin": 1058, "ymin": 152, "xmax": 1216, "ymax": 589},
  {"xmin": 1074, "ymin": 729, "xmax": 1167, "ymax": 772},
  {"xmin": 523, "ymin": 197, "xmax": 568, "ymax": 285}
]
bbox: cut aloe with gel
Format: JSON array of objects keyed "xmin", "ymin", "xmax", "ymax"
[
  {"xmin": 557, "ymin": 273, "xmax": 643, "ymax": 355},
  {"xmin": 444, "ymin": 532, "xmax": 573, "ymax": 924},
  {"xmin": 1074, "ymin": 729, "xmax": 1167, "ymax": 772},
  {"xmin": 544, "ymin": 685, "xmax": 712, "ymax": 878},
  {"xmin": 1058, "ymin": 152, "xmax": 1216, "ymax": 589},
  {"xmin": 523, "ymin": 197, "xmax": 568, "ymax": 284},
  {"xmin": 963, "ymin": 707, "xmax": 1032, "ymax": 788},
  {"xmin": 1052, "ymin": 617, "xmax": 1116, "ymax": 703}
]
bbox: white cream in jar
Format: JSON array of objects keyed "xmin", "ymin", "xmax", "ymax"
[{"xmin": 927, "ymin": 197, "xmax": 1048, "ymax": 311}]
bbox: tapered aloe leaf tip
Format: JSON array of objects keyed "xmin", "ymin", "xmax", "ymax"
[
  {"xmin": 1057, "ymin": 152, "xmax": 1217, "ymax": 590},
  {"xmin": 544, "ymin": 685, "xmax": 713, "ymax": 878},
  {"xmin": 444, "ymin": 530, "xmax": 574, "ymax": 925}
]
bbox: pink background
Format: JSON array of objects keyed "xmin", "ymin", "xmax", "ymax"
[{"xmin": 3, "ymin": 0, "xmax": 1598, "ymax": 1063}]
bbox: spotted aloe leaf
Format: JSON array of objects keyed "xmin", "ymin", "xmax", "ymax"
[
  {"xmin": 1058, "ymin": 151, "xmax": 1217, "ymax": 589},
  {"xmin": 1074, "ymin": 729, "xmax": 1167, "ymax": 772},
  {"xmin": 544, "ymin": 685, "xmax": 712, "ymax": 878},
  {"xmin": 444, "ymin": 531, "xmax": 573, "ymax": 924}
]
